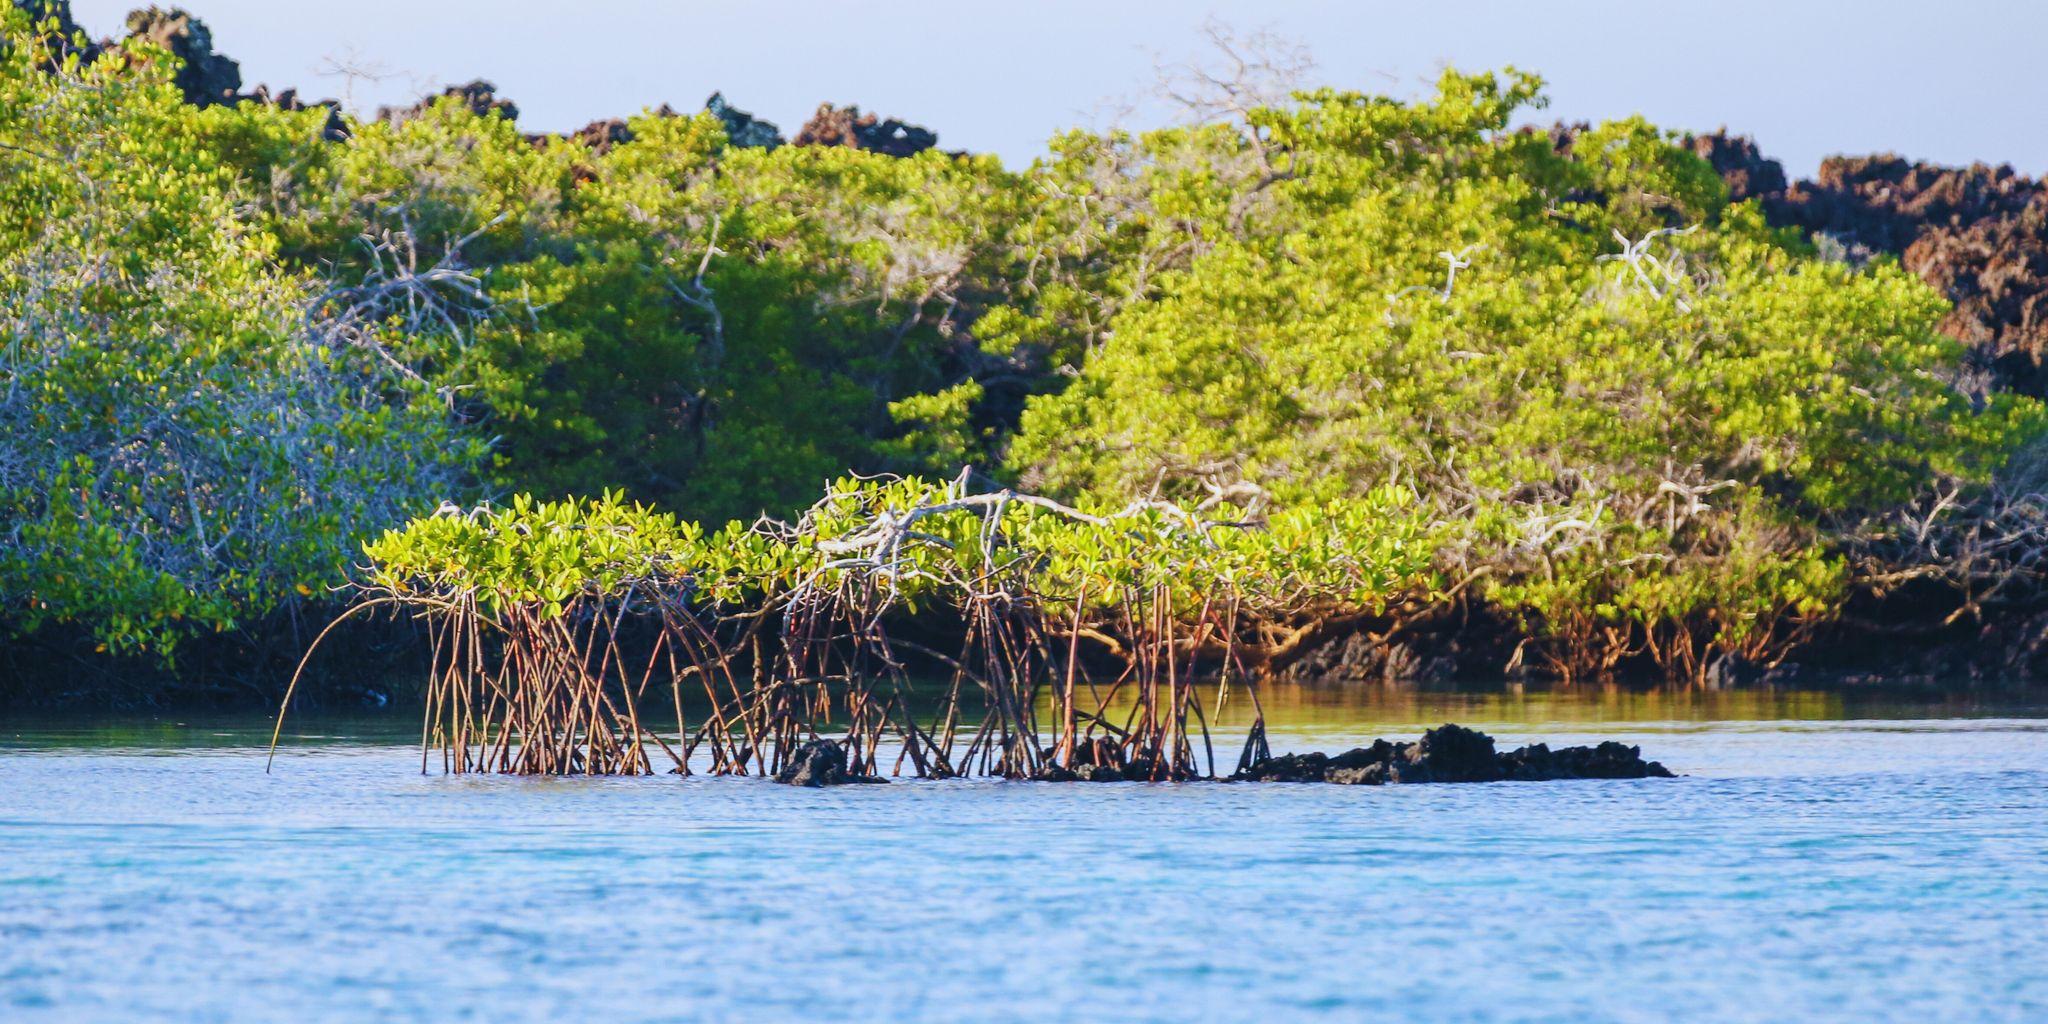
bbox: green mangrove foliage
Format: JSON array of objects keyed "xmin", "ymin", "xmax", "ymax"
[
  {"xmin": 3, "ymin": 5, "xmax": 2041, "ymax": 686},
  {"xmin": 361, "ymin": 478, "xmax": 1435, "ymax": 646},
  {"xmin": 329, "ymin": 477, "xmax": 1436, "ymax": 776},
  {"xmin": 1006, "ymin": 73, "xmax": 2043, "ymax": 679},
  {"xmin": 214, "ymin": 92, "xmax": 1024, "ymax": 521},
  {"xmin": 0, "ymin": 11, "xmax": 466, "ymax": 654}
]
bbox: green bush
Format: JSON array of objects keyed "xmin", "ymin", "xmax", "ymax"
[
  {"xmin": 0, "ymin": 13, "xmax": 469, "ymax": 654},
  {"xmin": 5, "ymin": 9, "xmax": 2037, "ymax": 680},
  {"xmin": 1004, "ymin": 70, "xmax": 2042, "ymax": 677}
]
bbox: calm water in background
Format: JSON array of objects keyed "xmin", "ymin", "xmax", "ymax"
[{"xmin": 4, "ymin": 687, "xmax": 2047, "ymax": 1023}]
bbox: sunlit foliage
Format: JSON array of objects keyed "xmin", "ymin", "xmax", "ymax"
[
  {"xmin": 361, "ymin": 477, "xmax": 1439, "ymax": 642},
  {"xmin": 1005, "ymin": 71, "xmax": 2042, "ymax": 677},
  {"xmin": 0, "ymin": 11, "xmax": 466, "ymax": 654},
  {"xmin": 2, "ymin": 9, "xmax": 2038, "ymax": 680}
]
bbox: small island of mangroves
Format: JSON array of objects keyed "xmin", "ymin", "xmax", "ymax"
[{"xmin": 274, "ymin": 476, "xmax": 1674, "ymax": 786}]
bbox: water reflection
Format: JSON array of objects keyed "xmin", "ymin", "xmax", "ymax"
[
  {"xmin": 1184, "ymin": 680, "xmax": 2048, "ymax": 730},
  {"xmin": 6, "ymin": 680, "xmax": 2043, "ymax": 751}
]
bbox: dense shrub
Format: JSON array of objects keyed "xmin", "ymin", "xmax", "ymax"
[
  {"xmin": 0, "ymin": 11, "xmax": 466, "ymax": 655},
  {"xmin": 1005, "ymin": 72, "xmax": 2042, "ymax": 678},
  {"xmin": 3, "ymin": 8, "xmax": 2041, "ymax": 683}
]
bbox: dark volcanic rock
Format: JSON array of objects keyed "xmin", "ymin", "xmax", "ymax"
[
  {"xmin": 17, "ymin": 2, "xmax": 343, "ymax": 127},
  {"xmin": 772, "ymin": 739, "xmax": 886, "ymax": 787},
  {"xmin": 1236, "ymin": 724, "xmax": 1673, "ymax": 785},
  {"xmin": 1782, "ymin": 153, "xmax": 2040, "ymax": 251},
  {"xmin": 1679, "ymin": 130, "xmax": 2048, "ymax": 394},
  {"xmin": 124, "ymin": 6, "xmax": 240, "ymax": 106},
  {"xmin": 707, "ymin": 92, "xmax": 782, "ymax": 149},
  {"xmin": 1033, "ymin": 762, "xmax": 1129, "ymax": 782},
  {"xmin": 1682, "ymin": 129, "xmax": 1787, "ymax": 203},
  {"xmin": 564, "ymin": 103, "xmax": 679, "ymax": 154},
  {"xmin": 571, "ymin": 116, "xmax": 634, "ymax": 153},
  {"xmin": 1029, "ymin": 735, "xmax": 1186, "ymax": 781},
  {"xmin": 793, "ymin": 102, "xmax": 937, "ymax": 158},
  {"xmin": 1498, "ymin": 740, "xmax": 1674, "ymax": 781},
  {"xmin": 1775, "ymin": 154, "xmax": 2048, "ymax": 391},
  {"xmin": 1410, "ymin": 722, "xmax": 1503, "ymax": 782},
  {"xmin": 1904, "ymin": 208, "xmax": 2048, "ymax": 390},
  {"xmin": 1237, "ymin": 750, "xmax": 1331, "ymax": 783},
  {"xmin": 380, "ymin": 79, "xmax": 518, "ymax": 124},
  {"xmin": 245, "ymin": 84, "xmax": 348, "ymax": 141},
  {"xmin": 557, "ymin": 95, "xmax": 778, "ymax": 156}
]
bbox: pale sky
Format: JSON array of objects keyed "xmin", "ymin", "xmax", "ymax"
[{"xmin": 68, "ymin": 0, "xmax": 2048, "ymax": 177}]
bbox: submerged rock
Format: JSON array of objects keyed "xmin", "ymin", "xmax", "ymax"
[
  {"xmin": 772, "ymin": 739, "xmax": 886, "ymax": 787},
  {"xmin": 1496, "ymin": 740, "xmax": 1673, "ymax": 781},
  {"xmin": 1409, "ymin": 722, "xmax": 1503, "ymax": 782},
  {"xmin": 1033, "ymin": 762, "xmax": 1126, "ymax": 782},
  {"xmin": 1027, "ymin": 734, "xmax": 1193, "ymax": 782},
  {"xmin": 1235, "ymin": 724, "xmax": 1673, "ymax": 784},
  {"xmin": 1237, "ymin": 750, "xmax": 1331, "ymax": 783}
]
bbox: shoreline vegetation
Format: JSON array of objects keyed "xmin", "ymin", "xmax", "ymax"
[
  {"xmin": 271, "ymin": 476, "xmax": 1674, "ymax": 780},
  {"xmin": 284, "ymin": 477, "xmax": 1429, "ymax": 778},
  {"xmin": 6, "ymin": 4, "xmax": 2048, "ymax": 708}
]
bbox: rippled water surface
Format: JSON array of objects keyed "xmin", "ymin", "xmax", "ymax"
[{"xmin": 4, "ymin": 688, "xmax": 2047, "ymax": 1022}]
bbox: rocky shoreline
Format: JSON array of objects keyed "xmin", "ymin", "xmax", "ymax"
[{"xmin": 771, "ymin": 724, "xmax": 1673, "ymax": 787}]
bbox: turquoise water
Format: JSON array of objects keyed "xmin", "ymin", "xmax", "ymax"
[{"xmin": 4, "ymin": 692, "xmax": 2047, "ymax": 1022}]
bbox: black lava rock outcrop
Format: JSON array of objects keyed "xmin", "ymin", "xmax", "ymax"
[
  {"xmin": 14, "ymin": 3, "xmax": 345, "ymax": 135},
  {"xmin": 1682, "ymin": 130, "xmax": 2048, "ymax": 395},
  {"xmin": 708, "ymin": 92, "xmax": 782, "ymax": 149},
  {"xmin": 564, "ymin": 95, "xmax": 782, "ymax": 156},
  {"xmin": 1793, "ymin": 156, "xmax": 2048, "ymax": 393},
  {"xmin": 772, "ymin": 739, "xmax": 886, "ymax": 787},
  {"xmin": 1682, "ymin": 130, "xmax": 1788, "ymax": 203},
  {"xmin": 792, "ymin": 102, "xmax": 937, "ymax": 158},
  {"xmin": 124, "ymin": 6, "xmax": 241, "ymax": 106},
  {"xmin": 1495, "ymin": 739, "xmax": 1674, "ymax": 781},
  {"xmin": 17, "ymin": 3, "xmax": 251, "ymax": 106},
  {"xmin": 570, "ymin": 115, "xmax": 635, "ymax": 153},
  {"xmin": 245, "ymin": 83, "xmax": 347, "ymax": 140},
  {"xmin": 1235, "ymin": 724, "xmax": 1673, "ymax": 784},
  {"xmin": 379, "ymin": 79, "xmax": 518, "ymax": 124}
]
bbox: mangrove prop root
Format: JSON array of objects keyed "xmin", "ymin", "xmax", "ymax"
[
  {"xmin": 273, "ymin": 483, "xmax": 1322, "ymax": 777},
  {"xmin": 324, "ymin": 583, "xmax": 1248, "ymax": 780}
]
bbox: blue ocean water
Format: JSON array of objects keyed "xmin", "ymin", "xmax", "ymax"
[{"xmin": 3, "ymin": 697, "xmax": 2045, "ymax": 1022}]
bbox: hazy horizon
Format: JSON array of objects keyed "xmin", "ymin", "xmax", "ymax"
[{"xmin": 65, "ymin": 0, "xmax": 2048, "ymax": 177}]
